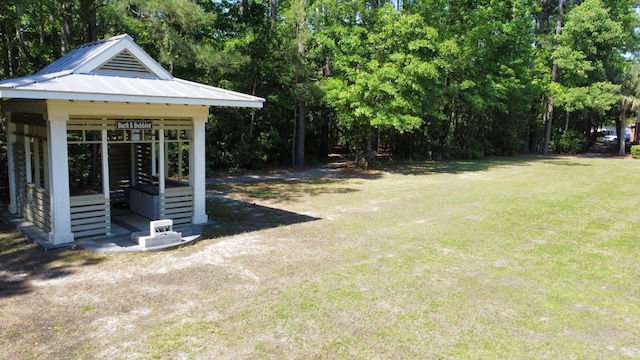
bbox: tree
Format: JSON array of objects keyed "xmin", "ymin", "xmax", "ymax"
[
  {"xmin": 321, "ymin": 5, "xmax": 441, "ymax": 165},
  {"xmin": 619, "ymin": 63, "xmax": 640, "ymax": 152},
  {"xmin": 542, "ymin": 0, "xmax": 565, "ymax": 156},
  {"xmin": 287, "ymin": 0, "xmax": 310, "ymax": 168},
  {"xmin": 551, "ymin": 0, "xmax": 626, "ymax": 152},
  {"xmin": 100, "ymin": 0, "xmax": 218, "ymax": 77}
]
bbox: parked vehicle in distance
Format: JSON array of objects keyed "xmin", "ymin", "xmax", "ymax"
[{"xmin": 603, "ymin": 134, "xmax": 617, "ymax": 142}]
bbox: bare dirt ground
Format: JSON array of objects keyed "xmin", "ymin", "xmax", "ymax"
[
  {"xmin": 0, "ymin": 161, "xmax": 352, "ymax": 359},
  {"xmin": 0, "ymin": 218, "xmax": 329, "ymax": 359}
]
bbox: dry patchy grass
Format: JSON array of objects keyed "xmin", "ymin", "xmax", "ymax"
[{"xmin": 1, "ymin": 156, "xmax": 639, "ymax": 359}]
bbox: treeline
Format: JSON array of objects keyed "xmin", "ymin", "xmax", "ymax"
[{"xmin": 1, "ymin": 0, "xmax": 639, "ymax": 169}]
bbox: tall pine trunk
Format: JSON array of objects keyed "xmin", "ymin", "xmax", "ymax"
[
  {"xmin": 543, "ymin": 0, "xmax": 564, "ymax": 155},
  {"xmin": 618, "ymin": 110, "xmax": 626, "ymax": 155},
  {"xmin": 295, "ymin": 91, "xmax": 306, "ymax": 167},
  {"xmin": 293, "ymin": 0, "xmax": 306, "ymax": 168}
]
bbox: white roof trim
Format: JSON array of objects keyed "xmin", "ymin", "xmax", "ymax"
[
  {"xmin": 0, "ymin": 34, "xmax": 265, "ymax": 108},
  {"xmin": 0, "ymin": 89, "xmax": 264, "ymax": 108},
  {"xmin": 0, "ymin": 72, "xmax": 264, "ymax": 108},
  {"xmin": 74, "ymin": 35, "xmax": 173, "ymax": 79}
]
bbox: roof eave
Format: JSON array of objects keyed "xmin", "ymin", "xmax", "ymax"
[{"xmin": 0, "ymin": 90, "xmax": 264, "ymax": 109}]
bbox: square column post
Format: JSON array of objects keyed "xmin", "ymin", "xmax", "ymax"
[
  {"xmin": 47, "ymin": 115, "xmax": 74, "ymax": 244},
  {"xmin": 190, "ymin": 115, "xmax": 208, "ymax": 224},
  {"xmin": 5, "ymin": 113, "xmax": 17, "ymax": 214},
  {"xmin": 158, "ymin": 128, "xmax": 165, "ymax": 193}
]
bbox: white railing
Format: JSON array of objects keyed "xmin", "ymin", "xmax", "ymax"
[
  {"xmin": 24, "ymin": 185, "xmax": 51, "ymax": 233},
  {"xmin": 70, "ymin": 194, "xmax": 110, "ymax": 238},
  {"xmin": 160, "ymin": 187, "xmax": 193, "ymax": 225}
]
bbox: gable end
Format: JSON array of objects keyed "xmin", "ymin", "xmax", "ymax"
[{"xmin": 92, "ymin": 49, "xmax": 158, "ymax": 78}]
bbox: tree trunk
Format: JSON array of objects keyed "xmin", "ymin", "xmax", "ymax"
[
  {"xmin": 270, "ymin": 0, "xmax": 277, "ymax": 22},
  {"xmin": 80, "ymin": 0, "xmax": 98, "ymax": 43},
  {"xmin": 320, "ymin": 106, "xmax": 330, "ymax": 159},
  {"xmin": 295, "ymin": 91, "xmax": 306, "ymax": 168},
  {"xmin": 239, "ymin": 0, "xmax": 245, "ymax": 16},
  {"xmin": 543, "ymin": 0, "xmax": 564, "ymax": 155},
  {"xmin": 60, "ymin": 2, "xmax": 74, "ymax": 53},
  {"xmin": 293, "ymin": 0, "xmax": 306, "ymax": 168},
  {"xmin": 636, "ymin": 111, "xmax": 640, "ymax": 143},
  {"xmin": 618, "ymin": 110, "xmax": 626, "ymax": 155}
]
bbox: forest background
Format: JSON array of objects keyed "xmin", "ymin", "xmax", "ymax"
[{"xmin": 1, "ymin": 0, "xmax": 640, "ymax": 171}]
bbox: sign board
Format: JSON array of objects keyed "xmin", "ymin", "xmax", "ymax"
[{"xmin": 115, "ymin": 120, "xmax": 153, "ymax": 130}]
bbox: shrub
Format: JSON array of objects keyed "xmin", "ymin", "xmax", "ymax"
[
  {"xmin": 554, "ymin": 130, "xmax": 588, "ymax": 154},
  {"xmin": 631, "ymin": 145, "xmax": 640, "ymax": 159}
]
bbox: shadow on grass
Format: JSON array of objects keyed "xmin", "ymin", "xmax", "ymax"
[
  {"xmin": 207, "ymin": 156, "xmax": 590, "ymax": 206},
  {"xmin": 0, "ymin": 221, "xmax": 106, "ymax": 298},
  {"xmin": 539, "ymin": 158, "xmax": 592, "ymax": 166},
  {"xmin": 202, "ymin": 196, "xmax": 320, "ymax": 239},
  {"xmin": 209, "ymin": 177, "xmax": 362, "ymax": 204},
  {"xmin": 378, "ymin": 155, "xmax": 545, "ymax": 176}
]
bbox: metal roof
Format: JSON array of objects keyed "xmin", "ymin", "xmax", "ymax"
[{"xmin": 0, "ymin": 34, "xmax": 264, "ymax": 108}]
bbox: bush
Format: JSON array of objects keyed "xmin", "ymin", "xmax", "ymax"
[
  {"xmin": 554, "ymin": 130, "xmax": 588, "ymax": 154},
  {"xmin": 631, "ymin": 145, "xmax": 640, "ymax": 159}
]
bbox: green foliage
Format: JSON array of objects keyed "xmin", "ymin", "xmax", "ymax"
[
  {"xmin": 0, "ymin": 0, "xmax": 639, "ymax": 170},
  {"xmin": 553, "ymin": 130, "xmax": 589, "ymax": 154},
  {"xmin": 630, "ymin": 145, "xmax": 640, "ymax": 158}
]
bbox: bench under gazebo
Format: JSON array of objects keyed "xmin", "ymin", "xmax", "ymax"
[{"xmin": 0, "ymin": 34, "xmax": 264, "ymax": 246}]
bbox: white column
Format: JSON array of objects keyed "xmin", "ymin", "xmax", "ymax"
[
  {"xmin": 6, "ymin": 114, "xmax": 17, "ymax": 214},
  {"xmin": 33, "ymin": 139, "xmax": 40, "ymax": 187},
  {"xmin": 101, "ymin": 129, "xmax": 110, "ymax": 199},
  {"xmin": 47, "ymin": 115, "xmax": 74, "ymax": 244},
  {"xmin": 190, "ymin": 116, "xmax": 208, "ymax": 224},
  {"xmin": 24, "ymin": 127, "xmax": 32, "ymax": 184},
  {"xmin": 43, "ymin": 140, "xmax": 49, "ymax": 192},
  {"xmin": 158, "ymin": 129, "xmax": 165, "ymax": 193},
  {"xmin": 102, "ymin": 128, "xmax": 112, "ymax": 235},
  {"xmin": 178, "ymin": 140, "xmax": 183, "ymax": 182},
  {"xmin": 163, "ymin": 134, "xmax": 169, "ymax": 185},
  {"xmin": 151, "ymin": 137, "xmax": 157, "ymax": 176}
]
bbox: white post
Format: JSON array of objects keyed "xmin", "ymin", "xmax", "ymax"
[
  {"xmin": 190, "ymin": 116, "xmax": 208, "ymax": 224},
  {"xmin": 33, "ymin": 139, "xmax": 40, "ymax": 187},
  {"xmin": 151, "ymin": 136, "xmax": 157, "ymax": 176},
  {"xmin": 101, "ymin": 129, "xmax": 110, "ymax": 199},
  {"xmin": 47, "ymin": 115, "xmax": 74, "ymax": 244},
  {"xmin": 178, "ymin": 139, "xmax": 183, "ymax": 182},
  {"xmin": 6, "ymin": 114, "xmax": 17, "ymax": 214},
  {"xmin": 158, "ymin": 128, "xmax": 165, "ymax": 193},
  {"xmin": 102, "ymin": 128, "xmax": 112, "ymax": 235},
  {"xmin": 24, "ymin": 126, "xmax": 32, "ymax": 184},
  {"xmin": 43, "ymin": 140, "xmax": 49, "ymax": 192}
]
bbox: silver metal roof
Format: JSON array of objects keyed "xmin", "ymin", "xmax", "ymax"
[{"xmin": 0, "ymin": 34, "xmax": 264, "ymax": 108}]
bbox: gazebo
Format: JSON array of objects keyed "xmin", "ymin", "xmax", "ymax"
[{"xmin": 0, "ymin": 34, "xmax": 264, "ymax": 245}]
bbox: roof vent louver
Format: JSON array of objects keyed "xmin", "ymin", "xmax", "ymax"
[{"xmin": 92, "ymin": 49, "xmax": 158, "ymax": 78}]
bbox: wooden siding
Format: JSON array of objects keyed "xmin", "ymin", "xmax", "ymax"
[
  {"xmin": 14, "ymin": 141, "xmax": 52, "ymax": 232},
  {"xmin": 24, "ymin": 185, "xmax": 51, "ymax": 233},
  {"xmin": 13, "ymin": 142, "xmax": 27, "ymax": 217},
  {"xmin": 108, "ymin": 143, "xmax": 130, "ymax": 203},
  {"xmin": 70, "ymin": 194, "xmax": 110, "ymax": 238},
  {"xmin": 160, "ymin": 187, "xmax": 193, "ymax": 225}
]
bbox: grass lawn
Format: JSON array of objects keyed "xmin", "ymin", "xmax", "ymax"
[
  {"xmin": 204, "ymin": 156, "xmax": 640, "ymax": 359},
  {"xmin": 1, "ymin": 155, "xmax": 639, "ymax": 359}
]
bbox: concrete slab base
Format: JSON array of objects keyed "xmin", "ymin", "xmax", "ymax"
[{"xmin": 133, "ymin": 231, "xmax": 183, "ymax": 249}]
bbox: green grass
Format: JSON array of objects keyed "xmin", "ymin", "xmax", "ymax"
[
  {"xmin": 7, "ymin": 156, "xmax": 637, "ymax": 359},
  {"xmin": 196, "ymin": 156, "xmax": 640, "ymax": 359}
]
